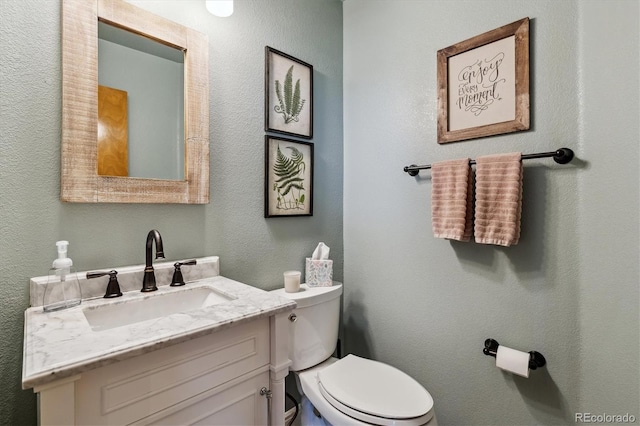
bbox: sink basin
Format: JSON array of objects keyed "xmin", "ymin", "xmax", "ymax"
[{"xmin": 83, "ymin": 286, "xmax": 234, "ymax": 331}]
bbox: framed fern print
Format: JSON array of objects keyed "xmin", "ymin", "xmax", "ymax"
[
  {"xmin": 265, "ymin": 136, "xmax": 313, "ymax": 217},
  {"xmin": 265, "ymin": 46, "xmax": 313, "ymax": 139}
]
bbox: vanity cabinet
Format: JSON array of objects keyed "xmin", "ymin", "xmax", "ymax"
[
  {"xmin": 34, "ymin": 316, "xmax": 289, "ymax": 425},
  {"xmin": 24, "ymin": 264, "xmax": 295, "ymax": 426}
]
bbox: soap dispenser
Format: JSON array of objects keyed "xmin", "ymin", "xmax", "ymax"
[{"xmin": 43, "ymin": 241, "xmax": 82, "ymax": 312}]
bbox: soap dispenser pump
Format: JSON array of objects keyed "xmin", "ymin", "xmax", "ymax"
[
  {"xmin": 43, "ymin": 241, "xmax": 82, "ymax": 312},
  {"xmin": 53, "ymin": 240, "xmax": 73, "ymax": 274}
]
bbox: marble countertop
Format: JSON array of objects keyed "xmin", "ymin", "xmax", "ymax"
[{"xmin": 22, "ymin": 276, "xmax": 295, "ymax": 390}]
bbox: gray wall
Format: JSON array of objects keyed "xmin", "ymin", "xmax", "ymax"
[
  {"xmin": 343, "ymin": 1, "xmax": 638, "ymax": 425},
  {"xmin": 0, "ymin": 0, "xmax": 343, "ymax": 424}
]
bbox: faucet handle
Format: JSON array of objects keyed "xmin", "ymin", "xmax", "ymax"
[
  {"xmin": 86, "ymin": 270, "xmax": 123, "ymax": 298},
  {"xmin": 170, "ymin": 260, "xmax": 197, "ymax": 287}
]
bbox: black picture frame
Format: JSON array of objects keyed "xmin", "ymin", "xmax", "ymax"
[
  {"xmin": 265, "ymin": 46, "xmax": 313, "ymax": 139},
  {"xmin": 264, "ymin": 135, "xmax": 314, "ymax": 217}
]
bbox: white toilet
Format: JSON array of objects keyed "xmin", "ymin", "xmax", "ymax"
[{"xmin": 272, "ymin": 283, "xmax": 437, "ymax": 426}]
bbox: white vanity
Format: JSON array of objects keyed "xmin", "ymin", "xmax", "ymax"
[{"xmin": 22, "ymin": 257, "xmax": 295, "ymax": 425}]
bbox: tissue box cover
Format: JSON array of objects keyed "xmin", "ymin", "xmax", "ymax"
[{"xmin": 305, "ymin": 258, "xmax": 333, "ymax": 287}]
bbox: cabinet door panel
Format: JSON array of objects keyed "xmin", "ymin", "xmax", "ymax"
[
  {"xmin": 76, "ymin": 319, "xmax": 269, "ymax": 425},
  {"xmin": 134, "ymin": 371, "xmax": 269, "ymax": 426}
]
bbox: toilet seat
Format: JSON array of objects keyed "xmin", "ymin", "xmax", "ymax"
[{"xmin": 316, "ymin": 355, "xmax": 434, "ymax": 426}]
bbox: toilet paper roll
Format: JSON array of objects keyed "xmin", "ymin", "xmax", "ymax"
[{"xmin": 496, "ymin": 345, "xmax": 530, "ymax": 378}]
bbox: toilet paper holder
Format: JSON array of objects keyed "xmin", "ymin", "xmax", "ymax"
[{"xmin": 483, "ymin": 338, "xmax": 546, "ymax": 370}]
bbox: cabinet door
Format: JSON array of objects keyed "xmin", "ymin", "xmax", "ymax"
[
  {"xmin": 75, "ymin": 319, "xmax": 269, "ymax": 425},
  {"xmin": 134, "ymin": 370, "xmax": 270, "ymax": 426}
]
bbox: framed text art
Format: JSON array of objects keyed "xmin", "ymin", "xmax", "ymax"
[
  {"xmin": 264, "ymin": 136, "xmax": 314, "ymax": 218},
  {"xmin": 265, "ymin": 46, "xmax": 313, "ymax": 139},
  {"xmin": 437, "ymin": 17, "xmax": 530, "ymax": 144}
]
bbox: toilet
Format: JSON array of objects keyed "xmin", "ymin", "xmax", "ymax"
[{"xmin": 271, "ymin": 283, "xmax": 437, "ymax": 426}]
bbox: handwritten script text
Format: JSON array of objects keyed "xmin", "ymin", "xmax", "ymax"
[{"xmin": 455, "ymin": 52, "xmax": 505, "ymax": 116}]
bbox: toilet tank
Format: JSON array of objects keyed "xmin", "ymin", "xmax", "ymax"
[{"xmin": 271, "ymin": 283, "xmax": 342, "ymax": 371}]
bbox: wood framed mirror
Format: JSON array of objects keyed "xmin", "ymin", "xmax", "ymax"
[{"xmin": 61, "ymin": 0, "xmax": 209, "ymax": 203}]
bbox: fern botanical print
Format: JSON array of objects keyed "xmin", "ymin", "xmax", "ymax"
[
  {"xmin": 274, "ymin": 65, "xmax": 306, "ymax": 124},
  {"xmin": 266, "ymin": 47, "xmax": 313, "ymax": 139},
  {"xmin": 272, "ymin": 144, "xmax": 306, "ymax": 210},
  {"xmin": 265, "ymin": 136, "xmax": 313, "ymax": 217}
]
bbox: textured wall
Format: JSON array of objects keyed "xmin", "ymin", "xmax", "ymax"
[
  {"xmin": 0, "ymin": 0, "xmax": 342, "ymax": 424},
  {"xmin": 343, "ymin": 0, "xmax": 638, "ymax": 425},
  {"xmin": 577, "ymin": 0, "xmax": 639, "ymax": 418}
]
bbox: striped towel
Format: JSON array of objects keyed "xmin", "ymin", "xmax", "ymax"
[
  {"xmin": 474, "ymin": 152, "xmax": 523, "ymax": 246},
  {"xmin": 431, "ymin": 158, "xmax": 473, "ymax": 241}
]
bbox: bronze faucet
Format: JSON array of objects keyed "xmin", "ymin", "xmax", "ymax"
[{"xmin": 142, "ymin": 229, "xmax": 165, "ymax": 292}]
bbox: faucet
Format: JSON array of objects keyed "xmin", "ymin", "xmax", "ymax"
[{"xmin": 142, "ymin": 229, "xmax": 165, "ymax": 292}]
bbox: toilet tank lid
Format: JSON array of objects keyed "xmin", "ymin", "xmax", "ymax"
[{"xmin": 270, "ymin": 283, "xmax": 342, "ymax": 308}]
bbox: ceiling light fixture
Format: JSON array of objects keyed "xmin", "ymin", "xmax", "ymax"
[{"xmin": 206, "ymin": 0, "xmax": 233, "ymax": 17}]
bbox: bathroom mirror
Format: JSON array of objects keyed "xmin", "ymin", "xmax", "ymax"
[
  {"xmin": 98, "ymin": 21, "xmax": 185, "ymax": 181},
  {"xmin": 61, "ymin": 0, "xmax": 209, "ymax": 203}
]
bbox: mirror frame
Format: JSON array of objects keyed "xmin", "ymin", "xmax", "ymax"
[{"xmin": 61, "ymin": 0, "xmax": 209, "ymax": 203}]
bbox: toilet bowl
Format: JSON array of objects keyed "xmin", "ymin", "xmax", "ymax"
[{"xmin": 271, "ymin": 283, "xmax": 437, "ymax": 426}]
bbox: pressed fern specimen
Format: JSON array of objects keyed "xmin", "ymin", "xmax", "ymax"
[
  {"xmin": 272, "ymin": 145, "xmax": 306, "ymax": 210},
  {"xmin": 274, "ymin": 66, "xmax": 306, "ymax": 124}
]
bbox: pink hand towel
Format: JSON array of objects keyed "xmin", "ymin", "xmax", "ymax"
[
  {"xmin": 474, "ymin": 152, "xmax": 523, "ymax": 246},
  {"xmin": 431, "ymin": 158, "xmax": 473, "ymax": 241}
]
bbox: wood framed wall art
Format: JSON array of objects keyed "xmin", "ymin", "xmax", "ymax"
[
  {"xmin": 265, "ymin": 46, "xmax": 313, "ymax": 139},
  {"xmin": 437, "ymin": 17, "xmax": 529, "ymax": 144}
]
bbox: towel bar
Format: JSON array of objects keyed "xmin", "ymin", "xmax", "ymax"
[{"xmin": 404, "ymin": 148, "xmax": 574, "ymax": 176}]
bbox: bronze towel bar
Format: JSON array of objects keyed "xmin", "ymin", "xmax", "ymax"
[{"xmin": 403, "ymin": 147, "xmax": 574, "ymax": 176}]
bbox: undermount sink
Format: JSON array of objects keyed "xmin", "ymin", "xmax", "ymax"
[{"xmin": 83, "ymin": 286, "xmax": 235, "ymax": 331}]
